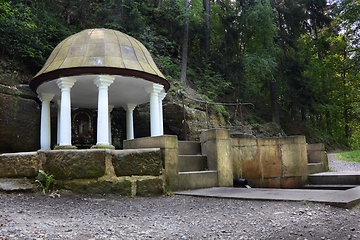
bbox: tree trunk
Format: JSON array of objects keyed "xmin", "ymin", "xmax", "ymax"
[
  {"xmin": 203, "ymin": 0, "xmax": 210, "ymax": 55},
  {"xmin": 270, "ymin": 80, "xmax": 281, "ymax": 127},
  {"xmin": 180, "ymin": 0, "xmax": 190, "ymax": 86},
  {"xmin": 326, "ymin": 110, "xmax": 332, "ymax": 136}
]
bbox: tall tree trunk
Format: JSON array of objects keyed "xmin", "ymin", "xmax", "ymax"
[
  {"xmin": 326, "ymin": 110, "xmax": 332, "ymax": 136},
  {"xmin": 270, "ymin": 80, "xmax": 281, "ymax": 127},
  {"xmin": 203, "ymin": 0, "xmax": 210, "ymax": 55},
  {"xmin": 180, "ymin": 0, "xmax": 190, "ymax": 86}
]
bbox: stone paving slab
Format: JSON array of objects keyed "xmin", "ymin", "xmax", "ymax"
[
  {"xmin": 175, "ymin": 186, "xmax": 360, "ymax": 209},
  {"xmin": 0, "ymin": 178, "xmax": 34, "ymax": 191}
]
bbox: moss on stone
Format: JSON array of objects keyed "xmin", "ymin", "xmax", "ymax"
[
  {"xmin": 54, "ymin": 145, "xmax": 77, "ymax": 150},
  {"xmin": 91, "ymin": 144, "xmax": 115, "ymax": 150}
]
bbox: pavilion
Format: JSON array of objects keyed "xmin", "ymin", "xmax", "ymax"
[{"xmin": 30, "ymin": 28, "xmax": 169, "ymax": 150}]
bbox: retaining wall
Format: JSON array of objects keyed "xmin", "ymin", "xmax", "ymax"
[{"xmin": 0, "ymin": 149, "xmax": 164, "ymax": 196}]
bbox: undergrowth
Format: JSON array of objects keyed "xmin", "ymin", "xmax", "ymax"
[{"xmin": 336, "ymin": 150, "xmax": 360, "ymax": 163}]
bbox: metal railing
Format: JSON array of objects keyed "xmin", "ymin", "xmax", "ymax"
[{"xmin": 178, "ymin": 90, "xmax": 254, "ymax": 140}]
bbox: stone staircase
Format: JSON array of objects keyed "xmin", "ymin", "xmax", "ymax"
[
  {"xmin": 304, "ymin": 172, "xmax": 360, "ymax": 190},
  {"xmin": 177, "ymin": 141, "xmax": 218, "ymax": 190}
]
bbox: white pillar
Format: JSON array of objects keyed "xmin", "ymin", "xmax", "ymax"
[
  {"xmin": 145, "ymin": 83, "xmax": 163, "ymax": 136},
  {"xmin": 56, "ymin": 77, "xmax": 76, "ymax": 146},
  {"xmin": 124, "ymin": 103, "xmax": 137, "ymax": 140},
  {"xmin": 93, "ymin": 75, "xmax": 114, "ymax": 146},
  {"xmin": 158, "ymin": 91, "xmax": 166, "ymax": 135},
  {"xmin": 108, "ymin": 105, "xmax": 114, "ymax": 144},
  {"xmin": 56, "ymin": 100, "xmax": 60, "ymax": 145},
  {"xmin": 39, "ymin": 94, "xmax": 54, "ymax": 150}
]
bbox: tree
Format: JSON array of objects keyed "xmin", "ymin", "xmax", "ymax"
[{"xmin": 180, "ymin": 0, "xmax": 190, "ymax": 86}]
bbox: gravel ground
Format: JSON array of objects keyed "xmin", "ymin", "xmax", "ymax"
[
  {"xmin": 328, "ymin": 153, "xmax": 360, "ymax": 172},
  {"xmin": 0, "ymin": 154, "xmax": 360, "ymax": 240}
]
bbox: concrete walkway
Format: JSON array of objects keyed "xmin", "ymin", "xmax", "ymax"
[{"xmin": 175, "ymin": 187, "xmax": 360, "ymax": 208}]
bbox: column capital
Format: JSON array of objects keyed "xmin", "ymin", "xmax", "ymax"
[
  {"xmin": 38, "ymin": 93, "xmax": 54, "ymax": 102},
  {"xmin": 158, "ymin": 91, "xmax": 166, "ymax": 101},
  {"xmin": 93, "ymin": 75, "xmax": 115, "ymax": 88},
  {"xmin": 145, "ymin": 83, "xmax": 164, "ymax": 94},
  {"xmin": 123, "ymin": 103, "xmax": 137, "ymax": 111},
  {"xmin": 56, "ymin": 77, "xmax": 76, "ymax": 89}
]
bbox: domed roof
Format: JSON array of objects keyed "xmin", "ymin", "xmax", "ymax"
[{"xmin": 30, "ymin": 28, "xmax": 169, "ymax": 92}]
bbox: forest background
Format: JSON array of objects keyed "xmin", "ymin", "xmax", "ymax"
[{"xmin": 0, "ymin": 0, "xmax": 359, "ymax": 150}]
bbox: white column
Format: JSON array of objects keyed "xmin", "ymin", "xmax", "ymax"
[
  {"xmin": 93, "ymin": 75, "xmax": 114, "ymax": 146},
  {"xmin": 56, "ymin": 100, "xmax": 60, "ymax": 145},
  {"xmin": 108, "ymin": 105, "xmax": 114, "ymax": 144},
  {"xmin": 39, "ymin": 93, "xmax": 54, "ymax": 150},
  {"xmin": 124, "ymin": 103, "xmax": 137, "ymax": 140},
  {"xmin": 56, "ymin": 77, "xmax": 76, "ymax": 146},
  {"xmin": 145, "ymin": 83, "xmax": 163, "ymax": 136},
  {"xmin": 158, "ymin": 91, "xmax": 166, "ymax": 135}
]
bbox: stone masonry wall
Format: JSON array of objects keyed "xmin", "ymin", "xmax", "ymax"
[
  {"xmin": 0, "ymin": 149, "xmax": 164, "ymax": 196},
  {"xmin": 231, "ymin": 136, "xmax": 308, "ymax": 188}
]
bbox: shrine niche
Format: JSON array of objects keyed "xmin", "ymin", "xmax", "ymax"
[{"xmin": 72, "ymin": 109, "xmax": 96, "ymax": 148}]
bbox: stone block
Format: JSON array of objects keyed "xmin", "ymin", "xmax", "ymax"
[
  {"xmin": 136, "ymin": 178, "xmax": 163, "ymax": 196},
  {"xmin": 242, "ymin": 148, "xmax": 262, "ymax": 179},
  {"xmin": 281, "ymin": 176, "xmax": 305, "ymax": 188},
  {"xmin": 56, "ymin": 179, "xmax": 132, "ymax": 195},
  {"xmin": 262, "ymin": 177, "xmax": 281, "ymax": 188},
  {"xmin": 260, "ymin": 146, "xmax": 282, "ymax": 178},
  {"xmin": 281, "ymin": 143, "xmax": 308, "ymax": 177},
  {"xmin": 123, "ymin": 135, "xmax": 178, "ymax": 149},
  {"xmin": 0, "ymin": 178, "xmax": 35, "ymax": 191},
  {"xmin": 200, "ymin": 128, "xmax": 230, "ymax": 142},
  {"xmin": 0, "ymin": 152, "xmax": 40, "ymax": 178},
  {"xmin": 40, "ymin": 149, "xmax": 106, "ymax": 180},
  {"xmin": 111, "ymin": 148, "xmax": 162, "ymax": 176},
  {"xmin": 0, "ymin": 94, "xmax": 40, "ymax": 153},
  {"xmin": 307, "ymin": 143, "xmax": 325, "ymax": 151}
]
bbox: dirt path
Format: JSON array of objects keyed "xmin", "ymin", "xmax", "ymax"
[
  {"xmin": 1, "ymin": 153, "xmax": 360, "ymax": 239},
  {"xmin": 0, "ymin": 190, "xmax": 359, "ymax": 239},
  {"xmin": 328, "ymin": 153, "xmax": 360, "ymax": 172}
]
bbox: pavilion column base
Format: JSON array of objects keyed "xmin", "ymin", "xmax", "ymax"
[
  {"xmin": 91, "ymin": 144, "xmax": 115, "ymax": 150},
  {"xmin": 54, "ymin": 145, "xmax": 77, "ymax": 150}
]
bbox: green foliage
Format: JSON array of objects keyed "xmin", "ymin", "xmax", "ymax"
[
  {"xmin": 195, "ymin": 62, "xmax": 232, "ymax": 100},
  {"xmin": 162, "ymin": 184, "xmax": 174, "ymax": 196},
  {"xmin": 1, "ymin": 0, "xmax": 358, "ymax": 150},
  {"xmin": 337, "ymin": 150, "xmax": 360, "ymax": 163},
  {"xmin": 35, "ymin": 170, "xmax": 55, "ymax": 195}
]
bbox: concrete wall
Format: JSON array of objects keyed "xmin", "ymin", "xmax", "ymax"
[
  {"xmin": 307, "ymin": 143, "xmax": 329, "ymax": 174},
  {"xmin": 0, "ymin": 149, "xmax": 164, "ymax": 196},
  {"xmin": 231, "ymin": 135, "xmax": 308, "ymax": 188}
]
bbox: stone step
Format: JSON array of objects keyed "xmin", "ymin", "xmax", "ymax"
[
  {"xmin": 308, "ymin": 172, "xmax": 360, "ymax": 185},
  {"xmin": 0, "ymin": 178, "xmax": 35, "ymax": 191},
  {"xmin": 178, "ymin": 155, "xmax": 208, "ymax": 172},
  {"xmin": 302, "ymin": 184, "xmax": 359, "ymax": 190},
  {"xmin": 308, "ymin": 163, "xmax": 325, "ymax": 174},
  {"xmin": 178, "ymin": 141, "xmax": 201, "ymax": 155},
  {"xmin": 178, "ymin": 170, "xmax": 218, "ymax": 190}
]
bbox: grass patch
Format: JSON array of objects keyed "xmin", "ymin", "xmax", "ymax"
[{"xmin": 337, "ymin": 150, "xmax": 360, "ymax": 163}]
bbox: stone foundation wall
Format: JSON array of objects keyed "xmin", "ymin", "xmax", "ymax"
[
  {"xmin": 231, "ymin": 136, "xmax": 308, "ymax": 188},
  {"xmin": 0, "ymin": 149, "xmax": 164, "ymax": 196}
]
